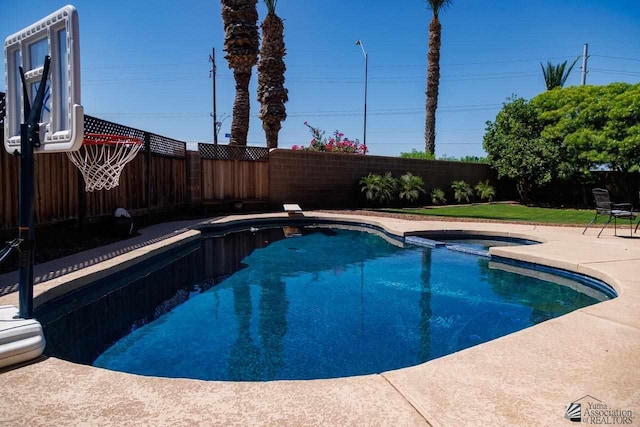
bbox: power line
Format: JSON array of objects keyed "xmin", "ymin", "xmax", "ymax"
[
  {"xmin": 278, "ymin": 103, "xmax": 501, "ymax": 114},
  {"xmin": 94, "ymin": 103, "xmax": 502, "ymax": 119},
  {"xmin": 77, "ymin": 53, "xmax": 637, "ymax": 74},
  {"xmin": 591, "ymin": 54, "xmax": 640, "ymax": 63},
  {"xmin": 372, "ymin": 55, "xmax": 576, "ymax": 68},
  {"xmin": 79, "ymin": 55, "xmax": 578, "ymax": 72},
  {"xmin": 61, "ymin": 51, "xmax": 640, "ymax": 75},
  {"xmin": 84, "ymin": 76, "xmax": 206, "ymax": 84},
  {"xmin": 83, "ymin": 62, "xmax": 196, "ymax": 69},
  {"xmin": 589, "ymin": 68, "xmax": 640, "ymax": 76},
  {"xmin": 83, "ymin": 62, "xmax": 551, "ymax": 86},
  {"xmin": 84, "ymin": 70, "xmax": 539, "ymax": 85}
]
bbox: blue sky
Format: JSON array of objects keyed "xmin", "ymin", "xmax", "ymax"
[{"xmin": 2, "ymin": 0, "xmax": 639, "ymax": 157}]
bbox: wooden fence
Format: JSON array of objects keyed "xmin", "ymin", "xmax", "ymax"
[
  {"xmin": 1, "ymin": 91, "xmax": 187, "ymax": 229},
  {"xmin": 198, "ymin": 144, "xmax": 269, "ymax": 204}
]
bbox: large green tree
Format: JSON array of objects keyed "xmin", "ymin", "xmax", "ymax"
[
  {"xmin": 257, "ymin": 0, "xmax": 288, "ymax": 149},
  {"xmin": 483, "ymin": 97, "xmax": 560, "ymax": 201},
  {"xmin": 532, "ymin": 83, "xmax": 640, "ymax": 173},
  {"xmin": 424, "ymin": 0, "xmax": 452, "ymax": 155},
  {"xmin": 484, "ymin": 83, "xmax": 640, "ymax": 201},
  {"xmin": 221, "ymin": 0, "xmax": 259, "ymax": 146}
]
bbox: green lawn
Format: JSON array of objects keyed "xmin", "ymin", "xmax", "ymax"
[{"xmin": 382, "ymin": 203, "xmax": 613, "ymax": 225}]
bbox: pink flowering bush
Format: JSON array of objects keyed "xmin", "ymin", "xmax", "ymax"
[{"xmin": 292, "ymin": 122, "xmax": 367, "ymax": 154}]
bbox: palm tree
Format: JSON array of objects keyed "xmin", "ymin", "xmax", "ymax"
[
  {"xmin": 540, "ymin": 57, "xmax": 580, "ymax": 90},
  {"xmin": 425, "ymin": 0, "xmax": 452, "ymax": 155},
  {"xmin": 257, "ymin": 0, "xmax": 288, "ymax": 149},
  {"xmin": 451, "ymin": 180, "xmax": 472, "ymax": 203},
  {"xmin": 359, "ymin": 173, "xmax": 398, "ymax": 205},
  {"xmin": 221, "ymin": 0, "xmax": 260, "ymax": 146},
  {"xmin": 398, "ymin": 172, "xmax": 426, "ymax": 202},
  {"xmin": 474, "ymin": 180, "xmax": 496, "ymax": 202}
]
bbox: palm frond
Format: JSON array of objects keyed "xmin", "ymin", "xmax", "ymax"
[
  {"xmin": 541, "ymin": 56, "xmax": 581, "ymax": 90},
  {"xmin": 426, "ymin": 0, "xmax": 453, "ymax": 17},
  {"xmin": 560, "ymin": 56, "xmax": 580, "ymax": 87},
  {"xmin": 263, "ymin": 0, "xmax": 277, "ymax": 13}
]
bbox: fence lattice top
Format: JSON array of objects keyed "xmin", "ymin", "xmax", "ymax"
[
  {"xmin": 85, "ymin": 115, "xmax": 186, "ymax": 158},
  {"xmin": 149, "ymin": 133, "xmax": 186, "ymax": 158},
  {"xmin": 84, "ymin": 115, "xmax": 145, "ymax": 142},
  {"xmin": 199, "ymin": 143, "xmax": 269, "ymax": 161},
  {"xmin": 1, "ymin": 102, "xmax": 186, "ymax": 157}
]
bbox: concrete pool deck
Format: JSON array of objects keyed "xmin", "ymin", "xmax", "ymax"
[{"xmin": 0, "ymin": 212, "xmax": 639, "ymax": 426}]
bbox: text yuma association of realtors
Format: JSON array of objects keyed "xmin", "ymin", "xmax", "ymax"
[{"xmin": 582, "ymin": 401, "xmax": 633, "ymax": 424}]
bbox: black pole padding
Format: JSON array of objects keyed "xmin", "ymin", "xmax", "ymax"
[{"xmin": 17, "ymin": 123, "xmax": 35, "ymax": 319}]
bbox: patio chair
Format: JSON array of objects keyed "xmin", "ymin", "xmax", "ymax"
[{"xmin": 583, "ymin": 188, "xmax": 637, "ymax": 237}]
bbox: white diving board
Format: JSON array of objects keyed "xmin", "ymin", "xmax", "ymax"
[{"xmin": 283, "ymin": 203, "xmax": 303, "ymax": 217}]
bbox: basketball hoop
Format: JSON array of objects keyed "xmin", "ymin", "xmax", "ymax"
[{"xmin": 67, "ymin": 133, "xmax": 144, "ymax": 192}]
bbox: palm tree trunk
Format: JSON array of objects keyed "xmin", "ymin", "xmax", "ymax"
[
  {"xmin": 264, "ymin": 125, "xmax": 281, "ymax": 149},
  {"xmin": 258, "ymin": 10, "xmax": 287, "ymax": 150},
  {"xmin": 230, "ymin": 71, "xmax": 252, "ymax": 146},
  {"xmin": 425, "ymin": 16, "xmax": 442, "ymax": 155}
]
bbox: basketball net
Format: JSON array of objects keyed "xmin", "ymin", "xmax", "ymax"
[{"xmin": 67, "ymin": 133, "xmax": 143, "ymax": 192}]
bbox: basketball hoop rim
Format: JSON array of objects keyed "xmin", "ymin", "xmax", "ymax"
[{"xmin": 82, "ymin": 133, "xmax": 144, "ymax": 146}]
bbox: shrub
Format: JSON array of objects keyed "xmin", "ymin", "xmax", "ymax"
[
  {"xmin": 451, "ymin": 180, "xmax": 473, "ymax": 203},
  {"xmin": 430, "ymin": 188, "xmax": 447, "ymax": 205},
  {"xmin": 293, "ymin": 122, "xmax": 367, "ymax": 154},
  {"xmin": 359, "ymin": 173, "xmax": 398, "ymax": 205},
  {"xmin": 475, "ymin": 180, "xmax": 496, "ymax": 202},
  {"xmin": 398, "ymin": 172, "xmax": 426, "ymax": 203},
  {"xmin": 399, "ymin": 149, "xmax": 435, "ymax": 160},
  {"xmin": 439, "ymin": 154, "xmax": 489, "ymax": 164},
  {"xmin": 360, "ymin": 173, "xmax": 380, "ymax": 202}
]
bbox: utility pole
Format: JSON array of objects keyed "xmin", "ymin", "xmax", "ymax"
[
  {"xmin": 581, "ymin": 43, "xmax": 589, "ymax": 86},
  {"xmin": 209, "ymin": 48, "xmax": 218, "ymax": 146}
]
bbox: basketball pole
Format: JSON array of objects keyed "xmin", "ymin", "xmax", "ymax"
[{"xmin": 17, "ymin": 56, "xmax": 51, "ymax": 319}]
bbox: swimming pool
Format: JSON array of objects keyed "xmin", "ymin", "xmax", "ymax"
[{"xmin": 50, "ymin": 224, "xmax": 611, "ymax": 381}]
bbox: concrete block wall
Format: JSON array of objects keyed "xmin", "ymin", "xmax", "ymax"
[{"xmin": 268, "ymin": 149, "xmax": 496, "ymax": 209}]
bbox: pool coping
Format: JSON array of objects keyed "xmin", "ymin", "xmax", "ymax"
[{"xmin": 0, "ymin": 211, "xmax": 639, "ymax": 426}]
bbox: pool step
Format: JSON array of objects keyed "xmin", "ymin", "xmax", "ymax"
[
  {"xmin": 404, "ymin": 236, "xmax": 446, "ymax": 248},
  {"xmin": 405, "ymin": 236, "xmax": 491, "ymax": 258},
  {"xmin": 445, "ymin": 244, "xmax": 491, "ymax": 258}
]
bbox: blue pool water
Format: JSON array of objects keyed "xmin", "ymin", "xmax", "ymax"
[{"xmin": 93, "ymin": 227, "xmax": 607, "ymax": 381}]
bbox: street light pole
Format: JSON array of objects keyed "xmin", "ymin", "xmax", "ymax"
[
  {"xmin": 356, "ymin": 40, "xmax": 368, "ymax": 154},
  {"xmin": 216, "ymin": 113, "xmax": 230, "ymax": 139}
]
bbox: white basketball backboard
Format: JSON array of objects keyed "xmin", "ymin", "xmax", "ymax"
[{"xmin": 4, "ymin": 5, "xmax": 83, "ymax": 154}]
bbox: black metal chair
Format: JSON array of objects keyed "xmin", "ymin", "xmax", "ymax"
[{"xmin": 583, "ymin": 188, "xmax": 637, "ymax": 237}]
